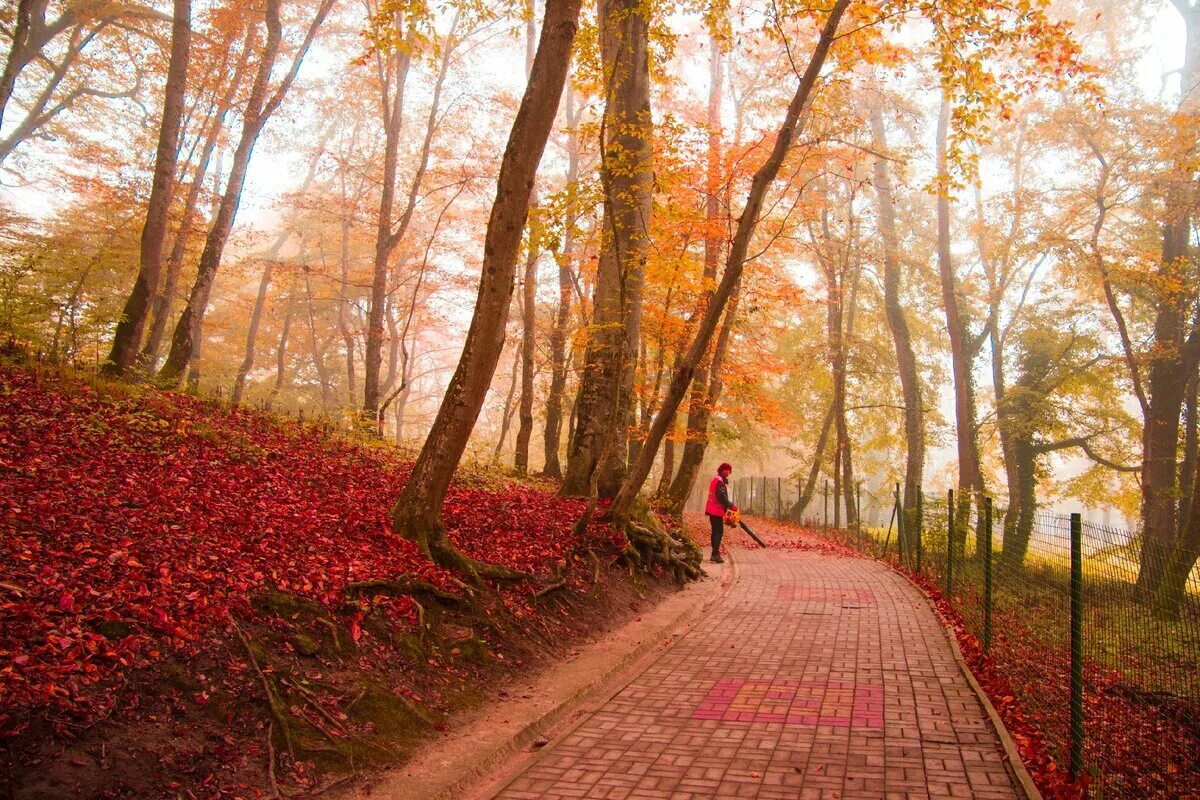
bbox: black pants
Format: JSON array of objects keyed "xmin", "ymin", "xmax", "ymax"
[{"xmin": 708, "ymin": 513, "xmax": 724, "ymax": 554}]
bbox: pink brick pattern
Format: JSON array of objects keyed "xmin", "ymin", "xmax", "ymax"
[{"xmin": 491, "ymin": 527, "xmax": 1021, "ymax": 799}]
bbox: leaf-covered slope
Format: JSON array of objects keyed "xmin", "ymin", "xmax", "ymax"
[{"xmin": 0, "ymin": 363, "xmax": 623, "ymax": 740}]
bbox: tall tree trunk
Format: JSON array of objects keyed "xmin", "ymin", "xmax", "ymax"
[
  {"xmin": 665, "ymin": 276, "xmax": 740, "ymax": 514},
  {"xmin": 337, "ymin": 218, "xmax": 358, "ymax": 404},
  {"xmin": 388, "ymin": 0, "xmax": 582, "ymax": 580},
  {"xmin": 609, "ymin": 0, "xmax": 851, "ymax": 521},
  {"xmin": 140, "ymin": 42, "xmax": 250, "ymax": 371},
  {"xmin": 561, "ymin": 0, "xmax": 653, "ymax": 498},
  {"xmin": 542, "ymin": 84, "xmax": 579, "ymax": 478},
  {"xmin": 157, "ymin": 0, "xmax": 333, "ymax": 387},
  {"xmin": 661, "ymin": 33, "xmax": 725, "ymax": 516},
  {"xmin": 514, "ymin": 216, "xmax": 539, "ymax": 471},
  {"xmin": 104, "ymin": 0, "xmax": 191, "ymax": 377},
  {"xmin": 1139, "ymin": 3, "xmax": 1200, "ymax": 592},
  {"xmin": 869, "ymin": 103, "xmax": 924, "ymax": 546},
  {"xmin": 935, "ymin": 95, "xmax": 986, "ymax": 549},
  {"xmin": 364, "ymin": 24, "xmax": 416, "ymax": 419},
  {"xmin": 515, "ymin": 7, "xmax": 540, "ymax": 474}
]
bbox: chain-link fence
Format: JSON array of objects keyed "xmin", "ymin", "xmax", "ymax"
[{"xmin": 733, "ymin": 476, "xmax": 1200, "ymax": 799}]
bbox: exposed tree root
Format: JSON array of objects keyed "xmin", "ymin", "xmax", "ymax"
[
  {"xmin": 607, "ymin": 497, "xmax": 702, "ymax": 584},
  {"xmin": 346, "ymin": 576, "xmax": 465, "ymax": 606}
]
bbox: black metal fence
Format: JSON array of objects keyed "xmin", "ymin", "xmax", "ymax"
[{"xmin": 733, "ymin": 477, "xmax": 1200, "ymax": 800}]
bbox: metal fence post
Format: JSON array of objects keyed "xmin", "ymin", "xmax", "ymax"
[
  {"xmin": 895, "ymin": 483, "xmax": 904, "ymax": 563},
  {"xmin": 1070, "ymin": 512, "xmax": 1084, "ymax": 782},
  {"xmin": 916, "ymin": 490, "xmax": 923, "ymax": 574},
  {"xmin": 984, "ymin": 497, "xmax": 993, "ymax": 652},
  {"xmin": 946, "ymin": 488, "xmax": 954, "ymax": 599},
  {"xmin": 856, "ymin": 482, "xmax": 862, "ymax": 544}
]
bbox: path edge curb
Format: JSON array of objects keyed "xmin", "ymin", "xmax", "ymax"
[
  {"xmin": 889, "ymin": 562, "xmax": 1044, "ymax": 800},
  {"xmin": 355, "ymin": 550, "xmax": 738, "ymax": 800}
]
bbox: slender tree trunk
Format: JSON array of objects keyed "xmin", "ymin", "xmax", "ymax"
[
  {"xmin": 364, "ymin": 24, "xmax": 416, "ymax": 418},
  {"xmin": 140, "ymin": 43, "xmax": 249, "ymax": 371},
  {"xmin": 231, "ymin": 131, "xmax": 328, "ymax": 403},
  {"xmin": 388, "ymin": 0, "xmax": 582, "ymax": 580},
  {"xmin": 495, "ymin": 351, "xmax": 521, "ymax": 462},
  {"xmin": 157, "ymin": 0, "xmax": 333, "ymax": 387},
  {"xmin": 270, "ymin": 274, "xmax": 297, "ymax": 403},
  {"xmin": 542, "ymin": 84, "xmax": 579, "ymax": 478},
  {"xmin": 561, "ymin": 0, "xmax": 653, "ymax": 498},
  {"xmin": 661, "ymin": 33, "xmax": 725, "ymax": 516},
  {"xmin": 303, "ymin": 268, "xmax": 335, "ymax": 409},
  {"xmin": 514, "ymin": 215, "xmax": 539, "ymax": 471},
  {"xmin": 869, "ymin": 103, "xmax": 924, "ymax": 542},
  {"xmin": 791, "ymin": 402, "xmax": 834, "ymax": 519},
  {"xmin": 1181, "ymin": 373, "xmax": 1199, "ymax": 539},
  {"xmin": 337, "ymin": 218, "xmax": 358, "ymax": 404},
  {"xmin": 104, "ymin": 0, "xmax": 191, "ymax": 377},
  {"xmin": 935, "ymin": 95, "xmax": 986, "ymax": 548},
  {"xmin": 609, "ymin": 0, "xmax": 851, "ymax": 520},
  {"xmin": 655, "ymin": 415, "xmax": 677, "ymax": 496},
  {"xmin": 514, "ymin": 8, "xmax": 541, "ymax": 474},
  {"xmin": 665, "ymin": 277, "xmax": 740, "ymax": 513}
]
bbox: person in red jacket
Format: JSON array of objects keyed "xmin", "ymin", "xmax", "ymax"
[{"xmin": 704, "ymin": 462, "xmax": 735, "ymax": 563}]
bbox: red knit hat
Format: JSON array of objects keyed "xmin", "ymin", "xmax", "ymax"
[{"xmin": 718, "ymin": 462, "xmax": 732, "ymax": 474}]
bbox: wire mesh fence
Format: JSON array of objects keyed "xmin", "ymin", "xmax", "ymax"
[{"xmin": 733, "ymin": 476, "xmax": 1200, "ymax": 799}]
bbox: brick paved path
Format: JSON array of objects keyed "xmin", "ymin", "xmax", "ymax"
[{"xmin": 491, "ymin": 524, "xmax": 1022, "ymax": 800}]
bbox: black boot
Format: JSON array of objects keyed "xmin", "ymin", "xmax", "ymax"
[{"xmin": 711, "ymin": 552, "xmax": 724, "ymax": 564}]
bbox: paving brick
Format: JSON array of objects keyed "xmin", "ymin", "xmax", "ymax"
[{"xmin": 490, "ymin": 525, "xmax": 1020, "ymax": 799}]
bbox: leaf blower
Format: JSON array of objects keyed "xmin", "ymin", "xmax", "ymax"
[{"xmin": 724, "ymin": 507, "xmax": 767, "ymax": 548}]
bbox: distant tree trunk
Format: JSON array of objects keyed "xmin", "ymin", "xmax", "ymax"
[
  {"xmin": 1181, "ymin": 374, "xmax": 1199, "ymax": 539},
  {"xmin": 270, "ymin": 274, "xmax": 297, "ymax": 403},
  {"xmin": 662, "ymin": 33, "xmax": 725, "ymax": 516},
  {"xmin": 561, "ymin": 0, "xmax": 653, "ymax": 498},
  {"xmin": 364, "ymin": 24, "xmax": 417, "ymax": 419},
  {"xmin": 609, "ymin": 0, "xmax": 851, "ymax": 520},
  {"xmin": 790, "ymin": 402, "xmax": 834, "ymax": 519},
  {"xmin": 515, "ymin": 8, "xmax": 540, "ymax": 474},
  {"xmin": 388, "ymin": 0, "xmax": 582, "ymax": 579},
  {"xmin": 104, "ymin": 0, "xmax": 191, "ymax": 377},
  {"xmin": 303, "ymin": 268, "xmax": 335, "ymax": 409},
  {"xmin": 655, "ymin": 415, "xmax": 677, "ymax": 496},
  {"xmin": 231, "ymin": 132, "xmax": 328, "ymax": 403},
  {"xmin": 495, "ymin": 350, "xmax": 521, "ymax": 462},
  {"xmin": 935, "ymin": 95, "xmax": 986, "ymax": 549},
  {"xmin": 157, "ymin": 0, "xmax": 333, "ymax": 388},
  {"xmin": 541, "ymin": 84, "xmax": 579, "ymax": 479},
  {"xmin": 514, "ymin": 220, "xmax": 539, "ymax": 471},
  {"xmin": 869, "ymin": 103, "xmax": 924, "ymax": 546},
  {"xmin": 337, "ymin": 217, "xmax": 358, "ymax": 404}
]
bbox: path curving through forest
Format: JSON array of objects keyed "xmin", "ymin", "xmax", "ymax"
[{"xmin": 487, "ymin": 518, "xmax": 1024, "ymax": 799}]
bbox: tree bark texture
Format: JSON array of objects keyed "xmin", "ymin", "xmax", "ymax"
[
  {"xmin": 388, "ymin": 0, "xmax": 582, "ymax": 579},
  {"xmin": 104, "ymin": 0, "xmax": 191, "ymax": 377},
  {"xmin": 561, "ymin": 0, "xmax": 653, "ymax": 498}
]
